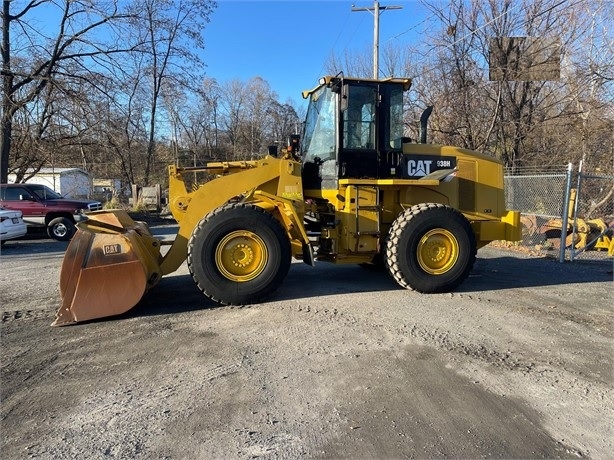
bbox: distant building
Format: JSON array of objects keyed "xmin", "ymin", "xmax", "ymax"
[{"xmin": 8, "ymin": 168, "xmax": 92, "ymax": 199}]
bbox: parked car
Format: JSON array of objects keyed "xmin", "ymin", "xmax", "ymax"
[
  {"xmin": 0, "ymin": 183, "xmax": 102, "ymax": 241},
  {"xmin": 0, "ymin": 207, "xmax": 27, "ymax": 245}
]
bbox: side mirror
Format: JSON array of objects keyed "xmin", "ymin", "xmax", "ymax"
[{"xmin": 19, "ymin": 194, "xmax": 34, "ymax": 201}]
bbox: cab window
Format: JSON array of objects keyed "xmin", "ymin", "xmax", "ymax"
[
  {"xmin": 342, "ymin": 84, "xmax": 377, "ymax": 150},
  {"xmin": 3, "ymin": 187, "xmax": 33, "ymax": 201},
  {"xmin": 302, "ymin": 86, "xmax": 337, "ymax": 162}
]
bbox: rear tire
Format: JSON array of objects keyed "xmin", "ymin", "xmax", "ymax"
[
  {"xmin": 47, "ymin": 217, "xmax": 75, "ymax": 241},
  {"xmin": 187, "ymin": 203, "xmax": 291, "ymax": 305},
  {"xmin": 385, "ymin": 203, "xmax": 476, "ymax": 293}
]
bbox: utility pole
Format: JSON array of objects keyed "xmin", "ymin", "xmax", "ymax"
[{"xmin": 352, "ymin": 1, "xmax": 402, "ymax": 79}]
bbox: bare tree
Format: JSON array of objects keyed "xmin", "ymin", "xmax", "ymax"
[
  {"xmin": 242, "ymin": 77, "xmax": 276, "ymax": 159},
  {"xmin": 198, "ymin": 78, "xmax": 222, "ymax": 160},
  {"xmin": 126, "ymin": 0, "xmax": 216, "ymax": 185},
  {"xmin": 98, "ymin": 62, "xmax": 149, "ymax": 187},
  {"xmin": 324, "ymin": 0, "xmax": 612, "ymax": 174},
  {"xmin": 216, "ymin": 77, "xmax": 301, "ymax": 161},
  {"xmin": 326, "ymin": 46, "xmax": 372, "ymax": 77},
  {"xmin": 407, "ymin": 0, "xmax": 612, "ymax": 172},
  {"xmin": 163, "ymin": 77, "xmax": 224, "ymax": 165},
  {"xmin": 267, "ymin": 100, "xmax": 300, "ymax": 151},
  {"xmin": 219, "ymin": 79, "xmax": 247, "ymax": 159},
  {"xmin": 1, "ymin": 0, "xmax": 135, "ymax": 183},
  {"xmin": 557, "ymin": 0, "xmax": 613, "ymax": 169}
]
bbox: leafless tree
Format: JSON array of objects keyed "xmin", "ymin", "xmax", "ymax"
[
  {"xmin": 199, "ymin": 78, "xmax": 223, "ymax": 160},
  {"xmin": 326, "ymin": 42, "xmax": 405, "ymax": 79},
  {"xmin": 267, "ymin": 100, "xmax": 300, "ymax": 151},
  {"xmin": 163, "ymin": 77, "xmax": 224, "ymax": 165},
  {"xmin": 125, "ymin": 0, "xmax": 215, "ymax": 185},
  {"xmin": 242, "ymin": 77, "xmax": 276, "ymax": 159},
  {"xmin": 216, "ymin": 77, "xmax": 301, "ymax": 161},
  {"xmin": 326, "ymin": 46, "xmax": 372, "ymax": 77},
  {"xmin": 219, "ymin": 79, "xmax": 247, "ymax": 159},
  {"xmin": 406, "ymin": 0, "xmax": 613, "ymax": 172},
  {"xmin": 1, "ymin": 0, "xmax": 135, "ymax": 183}
]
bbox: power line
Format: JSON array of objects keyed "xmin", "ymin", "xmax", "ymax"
[{"xmin": 384, "ymin": 13, "xmax": 437, "ymax": 43}]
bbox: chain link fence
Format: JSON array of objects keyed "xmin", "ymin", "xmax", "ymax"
[
  {"xmin": 504, "ymin": 164, "xmax": 614, "ymax": 261},
  {"xmin": 565, "ymin": 167, "xmax": 614, "ymax": 261},
  {"xmin": 505, "ymin": 172, "xmax": 568, "ymax": 217}
]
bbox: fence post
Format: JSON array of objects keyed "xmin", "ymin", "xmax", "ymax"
[
  {"xmin": 559, "ymin": 163, "xmax": 574, "ymax": 263},
  {"xmin": 569, "ymin": 160, "xmax": 585, "ymax": 262}
]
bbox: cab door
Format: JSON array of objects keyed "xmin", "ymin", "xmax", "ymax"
[{"xmin": 338, "ymin": 83, "xmax": 378, "ymax": 179}]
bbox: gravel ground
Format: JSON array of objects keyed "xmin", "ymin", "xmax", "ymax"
[{"xmin": 1, "ymin": 227, "xmax": 612, "ymax": 459}]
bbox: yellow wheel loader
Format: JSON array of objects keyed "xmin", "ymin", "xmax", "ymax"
[{"xmin": 53, "ymin": 75, "xmax": 521, "ymax": 326}]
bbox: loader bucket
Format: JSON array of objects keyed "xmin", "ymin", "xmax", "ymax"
[{"xmin": 53, "ymin": 210, "xmax": 163, "ymax": 326}]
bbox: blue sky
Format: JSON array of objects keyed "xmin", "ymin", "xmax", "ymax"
[{"xmin": 201, "ymin": 0, "xmax": 433, "ymax": 104}]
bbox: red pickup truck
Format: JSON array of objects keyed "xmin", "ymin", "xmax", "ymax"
[{"xmin": 0, "ymin": 183, "xmax": 102, "ymax": 241}]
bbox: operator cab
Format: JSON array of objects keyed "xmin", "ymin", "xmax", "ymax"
[{"xmin": 300, "ymin": 75, "xmax": 411, "ymax": 190}]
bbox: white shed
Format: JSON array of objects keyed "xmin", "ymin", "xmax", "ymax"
[{"xmin": 8, "ymin": 168, "xmax": 93, "ymax": 199}]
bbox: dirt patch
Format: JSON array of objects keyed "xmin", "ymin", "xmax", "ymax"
[{"xmin": 1, "ymin": 236, "xmax": 612, "ymax": 459}]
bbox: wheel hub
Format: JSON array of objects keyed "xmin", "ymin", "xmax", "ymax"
[
  {"xmin": 231, "ymin": 244, "xmax": 254, "ymax": 268},
  {"xmin": 216, "ymin": 231, "xmax": 267, "ymax": 282},
  {"xmin": 417, "ymin": 229, "xmax": 459, "ymax": 275},
  {"xmin": 55, "ymin": 224, "xmax": 68, "ymax": 237}
]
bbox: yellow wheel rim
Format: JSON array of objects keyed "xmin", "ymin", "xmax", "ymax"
[
  {"xmin": 215, "ymin": 231, "xmax": 268, "ymax": 282},
  {"xmin": 417, "ymin": 229, "xmax": 459, "ymax": 275}
]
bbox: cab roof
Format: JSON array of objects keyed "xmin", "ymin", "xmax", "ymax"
[{"xmin": 302, "ymin": 75, "xmax": 412, "ymax": 99}]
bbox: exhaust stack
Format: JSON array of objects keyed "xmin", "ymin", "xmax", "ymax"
[{"xmin": 420, "ymin": 106, "xmax": 433, "ymax": 144}]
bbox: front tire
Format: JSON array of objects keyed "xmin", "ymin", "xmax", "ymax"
[
  {"xmin": 47, "ymin": 217, "xmax": 75, "ymax": 241},
  {"xmin": 187, "ymin": 203, "xmax": 291, "ymax": 305},
  {"xmin": 385, "ymin": 203, "xmax": 476, "ymax": 293}
]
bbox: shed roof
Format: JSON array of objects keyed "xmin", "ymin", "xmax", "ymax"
[{"xmin": 35, "ymin": 168, "xmax": 89, "ymax": 175}]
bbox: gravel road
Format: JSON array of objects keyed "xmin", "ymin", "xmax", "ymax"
[{"xmin": 1, "ymin": 227, "xmax": 612, "ymax": 459}]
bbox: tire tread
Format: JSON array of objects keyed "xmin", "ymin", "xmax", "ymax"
[{"xmin": 385, "ymin": 203, "xmax": 476, "ymax": 293}]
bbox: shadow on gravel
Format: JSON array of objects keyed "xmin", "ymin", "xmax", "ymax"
[
  {"xmin": 123, "ymin": 264, "xmax": 401, "ymax": 321},
  {"xmin": 129, "ymin": 274, "xmax": 211, "ymax": 320},
  {"xmin": 0, "ymin": 230, "xmax": 69, "ymax": 255},
  {"xmin": 462, "ymin": 252, "xmax": 613, "ymax": 292},
  {"xmin": 38, "ymin": 241, "xmax": 612, "ymax": 321},
  {"xmin": 61, "ymin": 275, "xmax": 211, "ymax": 327},
  {"xmin": 121, "ymin": 249, "xmax": 612, "ymax": 322}
]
